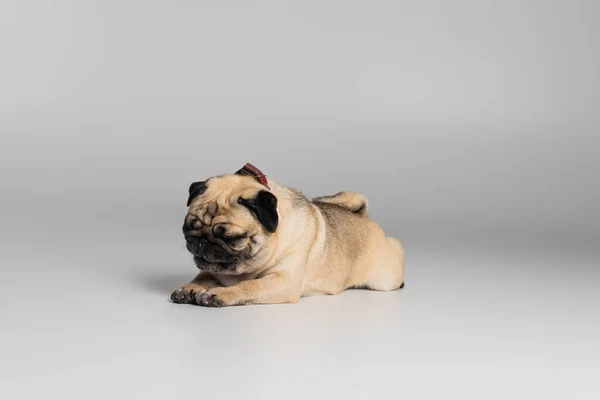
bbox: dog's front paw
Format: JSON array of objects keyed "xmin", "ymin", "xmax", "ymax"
[
  {"xmin": 171, "ymin": 284, "xmax": 207, "ymax": 304},
  {"xmin": 195, "ymin": 289, "xmax": 227, "ymax": 308}
]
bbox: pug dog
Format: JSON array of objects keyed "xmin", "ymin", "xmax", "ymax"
[{"xmin": 170, "ymin": 163, "xmax": 404, "ymax": 307}]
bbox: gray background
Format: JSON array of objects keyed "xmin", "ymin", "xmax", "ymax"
[{"xmin": 1, "ymin": 1, "xmax": 598, "ymax": 399}]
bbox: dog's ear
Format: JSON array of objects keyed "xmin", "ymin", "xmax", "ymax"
[
  {"xmin": 187, "ymin": 181, "xmax": 207, "ymax": 206},
  {"xmin": 238, "ymin": 190, "xmax": 279, "ymax": 233}
]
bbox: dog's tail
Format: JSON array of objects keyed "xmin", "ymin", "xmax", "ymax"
[{"xmin": 313, "ymin": 191, "xmax": 369, "ymax": 217}]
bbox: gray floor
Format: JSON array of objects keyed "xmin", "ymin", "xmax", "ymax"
[{"xmin": 1, "ymin": 217, "xmax": 599, "ymax": 399}]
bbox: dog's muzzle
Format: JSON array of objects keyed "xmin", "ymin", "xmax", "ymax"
[
  {"xmin": 185, "ymin": 235, "xmax": 206, "ymax": 256},
  {"xmin": 186, "ymin": 235, "xmax": 237, "ymax": 265}
]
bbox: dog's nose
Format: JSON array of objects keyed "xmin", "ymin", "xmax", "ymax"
[
  {"xmin": 213, "ymin": 224, "xmax": 227, "ymax": 238},
  {"xmin": 183, "ymin": 218, "xmax": 200, "ymax": 233}
]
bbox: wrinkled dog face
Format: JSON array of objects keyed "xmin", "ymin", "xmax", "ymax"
[{"xmin": 183, "ymin": 175, "xmax": 278, "ymax": 275}]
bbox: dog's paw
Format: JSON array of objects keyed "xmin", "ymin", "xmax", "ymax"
[
  {"xmin": 195, "ymin": 289, "xmax": 227, "ymax": 308},
  {"xmin": 170, "ymin": 285, "xmax": 207, "ymax": 304}
]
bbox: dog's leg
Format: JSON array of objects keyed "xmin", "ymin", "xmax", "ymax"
[
  {"xmin": 171, "ymin": 272, "xmax": 220, "ymax": 304},
  {"xmin": 195, "ymin": 271, "xmax": 300, "ymax": 307},
  {"xmin": 346, "ymin": 236, "xmax": 405, "ymax": 292}
]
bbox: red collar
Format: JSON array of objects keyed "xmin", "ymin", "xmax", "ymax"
[{"xmin": 235, "ymin": 163, "xmax": 270, "ymax": 189}]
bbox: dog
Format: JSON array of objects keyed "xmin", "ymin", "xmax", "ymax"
[{"xmin": 171, "ymin": 163, "xmax": 404, "ymax": 307}]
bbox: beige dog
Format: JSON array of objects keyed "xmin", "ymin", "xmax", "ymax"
[{"xmin": 171, "ymin": 163, "xmax": 404, "ymax": 307}]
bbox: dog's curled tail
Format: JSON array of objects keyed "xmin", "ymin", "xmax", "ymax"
[{"xmin": 313, "ymin": 191, "xmax": 369, "ymax": 217}]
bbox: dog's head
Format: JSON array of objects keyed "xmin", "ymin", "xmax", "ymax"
[{"xmin": 183, "ymin": 173, "xmax": 279, "ymax": 275}]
